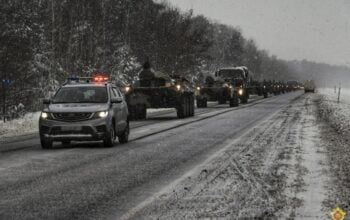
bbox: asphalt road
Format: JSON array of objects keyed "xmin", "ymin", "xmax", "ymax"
[{"xmin": 0, "ymin": 91, "xmax": 302, "ymax": 219}]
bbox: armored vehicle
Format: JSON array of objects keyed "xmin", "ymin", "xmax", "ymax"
[
  {"xmin": 124, "ymin": 66, "xmax": 195, "ymax": 120},
  {"xmin": 196, "ymin": 67, "xmax": 268, "ymax": 108},
  {"xmin": 304, "ymin": 80, "xmax": 316, "ymax": 93}
]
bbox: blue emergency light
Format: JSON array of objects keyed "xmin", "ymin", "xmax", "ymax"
[{"xmin": 2, "ymin": 79, "xmax": 12, "ymax": 85}]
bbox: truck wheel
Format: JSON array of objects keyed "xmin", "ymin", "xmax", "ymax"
[
  {"xmin": 139, "ymin": 105, "xmax": 147, "ymax": 120},
  {"xmin": 186, "ymin": 96, "xmax": 190, "ymax": 117},
  {"xmin": 41, "ymin": 138, "xmax": 53, "ymax": 149},
  {"xmin": 189, "ymin": 96, "xmax": 195, "ymax": 116},
  {"xmin": 118, "ymin": 122, "xmax": 129, "ymax": 144},
  {"xmin": 103, "ymin": 125, "xmax": 115, "ymax": 147},
  {"xmin": 196, "ymin": 98, "xmax": 202, "ymax": 108},
  {"xmin": 177, "ymin": 96, "xmax": 186, "ymax": 118},
  {"xmin": 197, "ymin": 98, "xmax": 204, "ymax": 108},
  {"xmin": 229, "ymin": 94, "xmax": 239, "ymax": 107},
  {"xmin": 241, "ymin": 94, "xmax": 248, "ymax": 104},
  {"xmin": 128, "ymin": 105, "xmax": 137, "ymax": 120},
  {"xmin": 203, "ymin": 98, "xmax": 207, "ymax": 107}
]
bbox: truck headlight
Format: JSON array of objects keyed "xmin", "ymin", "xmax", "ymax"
[
  {"xmin": 238, "ymin": 89, "xmax": 244, "ymax": 96},
  {"xmin": 97, "ymin": 111, "xmax": 108, "ymax": 118},
  {"xmin": 41, "ymin": 112, "xmax": 49, "ymax": 119}
]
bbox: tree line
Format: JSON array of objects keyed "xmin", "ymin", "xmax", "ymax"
[{"xmin": 0, "ymin": 0, "xmax": 349, "ymax": 117}]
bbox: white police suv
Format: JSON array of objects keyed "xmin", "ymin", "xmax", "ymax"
[{"xmin": 39, "ymin": 74, "xmax": 129, "ymax": 148}]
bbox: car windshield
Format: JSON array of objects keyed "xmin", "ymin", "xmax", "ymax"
[
  {"xmin": 52, "ymin": 87, "xmax": 108, "ymax": 103},
  {"xmin": 219, "ymin": 69, "xmax": 244, "ymax": 78}
]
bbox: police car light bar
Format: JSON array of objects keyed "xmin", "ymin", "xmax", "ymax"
[
  {"xmin": 65, "ymin": 73, "xmax": 110, "ymax": 84},
  {"xmin": 65, "ymin": 76, "xmax": 93, "ymax": 84},
  {"xmin": 93, "ymin": 75, "xmax": 109, "ymax": 82}
]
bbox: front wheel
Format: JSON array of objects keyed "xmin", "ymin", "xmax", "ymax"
[
  {"xmin": 118, "ymin": 122, "xmax": 129, "ymax": 144},
  {"xmin": 229, "ymin": 94, "xmax": 239, "ymax": 107},
  {"xmin": 41, "ymin": 138, "xmax": 53, "ymax": 149},
  {"xmin": 103, "ymin": 125, "xmax": 115, "ymax": 147}
]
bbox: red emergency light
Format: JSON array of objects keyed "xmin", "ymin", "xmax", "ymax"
[{"xmin": 92, "ymin": 73, "xmax": 109, "ymax": 83}]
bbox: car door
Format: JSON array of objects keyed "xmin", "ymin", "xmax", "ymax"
[
  {"xmin": 109, "ymin": 87, "xmax": 123, "ymax": 132},
  {"xmin": 112, "ymin": 87, "xmax": 127, "ymax": 132},
  {"xmin": 115, "ymin": 87, "xmax": 128, "ymax": 125}
]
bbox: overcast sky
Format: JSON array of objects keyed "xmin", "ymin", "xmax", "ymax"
[{"xmin": 168, "ymin": 0, "xmax": 350, "ymax": 66}]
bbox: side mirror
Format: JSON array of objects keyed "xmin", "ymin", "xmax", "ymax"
[
  {"xmin": 43, "ymin": 99, "xmax": 51, "ymax": 104},
  {"xmin": 111, "ymin": 97, "xmax": 123, "ymax": 104}
]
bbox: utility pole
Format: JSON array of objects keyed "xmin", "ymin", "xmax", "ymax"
[
  {"xmin": 2, "ymin": 78, "xmax": 11, "ymax": 123},
  {"xmin": 337, "ymin": 83, "xmax": 341, "ymax": 104},
  {"xmin": 2, "ymin": 79, "xmax": 5, "ymax": 123}
]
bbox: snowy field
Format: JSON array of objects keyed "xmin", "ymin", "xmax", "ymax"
[
  {"xmin": 318, "ymin": 88, "xmax": 350, "ymax": 137},
  {"xmin": 0, "ymin": 112, "xmax": 40, "ymax": 141}
]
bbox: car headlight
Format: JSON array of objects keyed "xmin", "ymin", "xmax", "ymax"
[
  {"xmin": 196, "ymin": 86, "xmax": 201, "ymax": 91},
  {"xmin": 97, "ymin": 111, "xmax": 108, "ymax": 118},
  {"xmin": 238, "ymin": 89, "xmax": 244, "ymax": 96},
  {"xmin": 176, "ymin": 85, "xmax": 181, "ymax": 91},
  {"xmin": 41, "ymin": 112, "xmax": 49, "ymax": 119},
  {"xmin": 125, "ymin": 86, "xmax": 131, "ymax": 93}
]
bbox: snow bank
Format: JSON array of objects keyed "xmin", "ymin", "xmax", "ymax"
[
  {"xmin": 0, "ymin": 112, "xmax": 40, "ymax": 140},
  {"xmin": 318, "ymin": 88, "xmax": 350, "ymax": 137}
]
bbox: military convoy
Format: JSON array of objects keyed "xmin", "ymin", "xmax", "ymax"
[
  {"xmin": 122, "ymin": 64, "xmax": 301, "ymax": 120},
  {"xmin": 196, "ymin": 67, "xmax": 269, "ymax": 108}
]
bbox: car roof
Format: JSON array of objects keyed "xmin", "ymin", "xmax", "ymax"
[{"xmin": 62, "ymin": 83, "xmax": 110, "ymax": 88}]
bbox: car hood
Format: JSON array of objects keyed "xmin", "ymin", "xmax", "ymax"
[{"xmin": 45, "ymin": 103, "xmax": 109, "ymax": 113}]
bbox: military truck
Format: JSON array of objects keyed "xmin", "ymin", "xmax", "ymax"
[
  {"xmin": 196, "ymin": 67, "xmax": 268, "ymax": 108},
  {"xmin": 304, "ymin": 80, "xmax": 316, "ymax": 93},
  {"xmin": 124, "ymin": 66, "xmax": 195, "ymax": 120}
]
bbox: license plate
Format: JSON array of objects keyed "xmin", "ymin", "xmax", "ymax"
[{"xmin": 61, "ymin": 126, "xmax": 82, "ymax": 131}]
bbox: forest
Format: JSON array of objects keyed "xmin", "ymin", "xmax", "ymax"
[{"xmin": 1, "ymin": 0, "xmax": 349, "ymax": 117}]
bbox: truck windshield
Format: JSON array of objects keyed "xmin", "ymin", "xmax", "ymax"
[
  {"xmin": 52, "ymin": 87, "xmax": 108, "ymax": 103},
  {"xmin": 219, "ymin": 69, "xmax": 244, "ymax": 78}
]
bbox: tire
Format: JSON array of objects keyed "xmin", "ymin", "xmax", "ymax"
[
  {"xmin": 139, "ymin": 105, "xmax": 147, "ymax": 120},
  {"xmin": 189, "ymin": 96, "xmax": 194, "ymax": 116},
  {"xmin": 203, "ymin": 98, "xmax": 207, "ymax": 108},
  {"xmin": 196, "ymin": 98, "xmax": 203, "ymax": 108},
  {"xmin": 118, "ymin": 122, "xmax": 129, "ymax": 144},
  {"xmin": 103, "ymin": 124, "xmax": 115, "ymax": 147},
  {"xmin": 185, "ymin": 96, "xmax": 190, "ymax": 117},
  {"xmin": 41, "ymin": 138, "xmax": 53, "ymax": 149},
  {"xmin": 177, "ymin": 96, "xmax": 186, "ymax": 118},
  {"xmin": 240, "ymin": 95, "xmax": 248, "ymax": 104},
  {"xmin": 128, "ymin": 105, "xmax": 137, "ymax": 120},
  {"xmin": 229, "ymin": 94, "xmax": 239, "ymax": 107}
]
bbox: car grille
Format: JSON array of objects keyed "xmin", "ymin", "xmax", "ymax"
[{"xmin": 52, "ymin": 112, "xmax": 93, "ymax": 122}]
